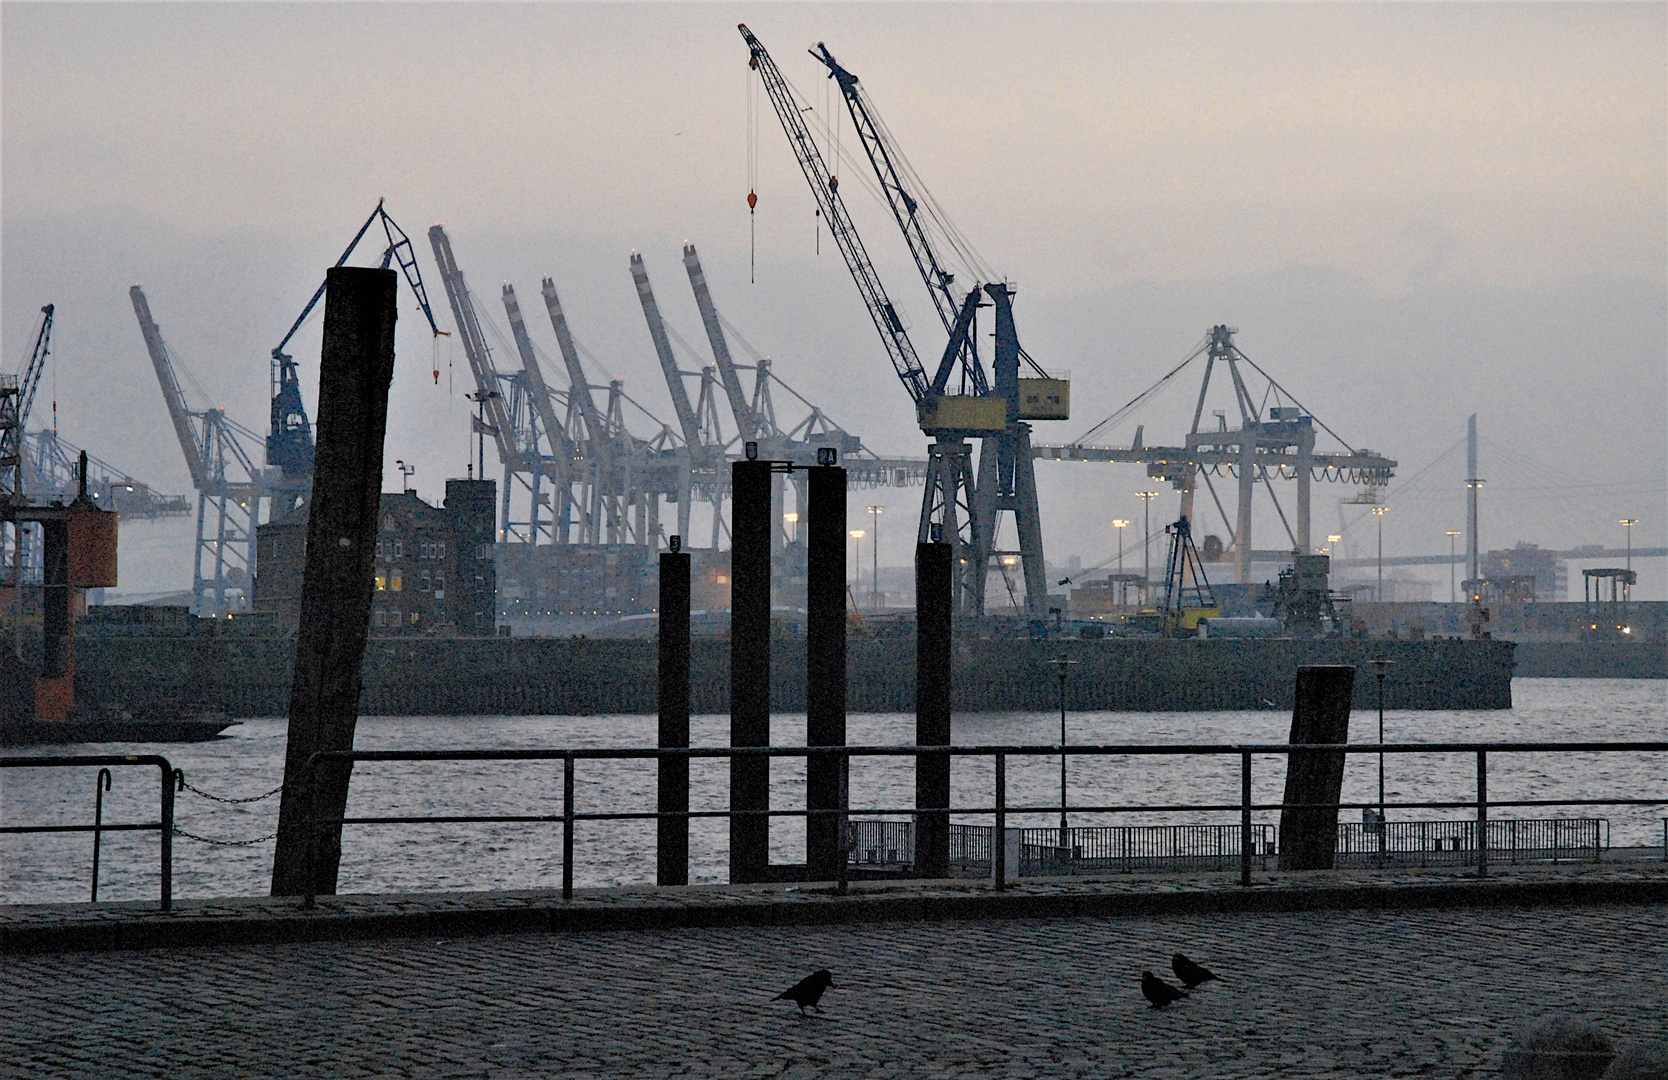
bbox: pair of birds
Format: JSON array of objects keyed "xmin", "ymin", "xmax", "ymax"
[
  {"xmin": 1142, "ymin": 953, "xmax": 1219, "ymax": 1007},
  {"xmin": 771, "ymin": 952, "xmax": 1219, "ymax": 1015}
]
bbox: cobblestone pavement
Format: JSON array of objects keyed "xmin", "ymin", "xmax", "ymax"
[{"xmin": 4, "ymin": 904, "xmax": 1663, "ymax": 1079}]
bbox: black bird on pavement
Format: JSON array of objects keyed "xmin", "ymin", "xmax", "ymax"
[
  {"xmin": 774, "ymin": 969, "xmax": 834, "ymax": 1014},
  {"xmin": 1171, "ymin": 953, "xmax": 1220, "ymax": 989},
  {"xmin": 1141, "ymin": 970, "xmax": 1187, "ymax": 1008}
]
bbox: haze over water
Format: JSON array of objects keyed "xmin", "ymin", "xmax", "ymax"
[{"xmin": 3, "ymin": 679, "xmax": 1662, "ymax": 905}]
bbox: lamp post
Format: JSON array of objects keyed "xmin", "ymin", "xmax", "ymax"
[
  {"xmin": 1136, "ymin": 492, "xmax": 1158, "ymax": 605},
  {"xmin": 1365, "ymin": 657, "xmax": 1391, "ymax": 861},
  {"xmin": 1047, "ymin": 655, "xmax": 1079, "ymax": 851},
  {"xmin": 1371, "ymin": 507, "xmax": 1389, "ymax": 601},
  {"xmin": 783, "ymin": 511, "xmax": 799, "ymax": 544},
  {"xmin": 1112, "ymin": 519, "xmax": 1130, "ymax": 607},
  {"xmin": 848, "ymin": 529, "xmax": 865, "ymax": 604},
  {"xmin": 466, "ymin": 390, "xmax": 502, "ymax": 480},
  {"xmin": 1620, "ymin": 519, "xmax": 1638, "ymax": 576},
  {"xmin": 867, "ymin": 505, "xmax": 884, "ymax": 611},
  {"xmin": 1446, "ymin": 531, "xmax": 1462, "ymax": 604}
]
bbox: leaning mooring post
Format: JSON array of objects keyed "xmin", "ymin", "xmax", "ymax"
[
  {"xmin": 805, "ymin": 457, "xmax": 847, "ymax": 881},
  {"xmin": 1277, "ymin": 664, "xmax": 1356, "ymax": 872},
  {"xmin": 657, "ymin": 537, "xmax": 691, "ymax": 886},
  {"xmin": 270, "ymin": 266, "xmax": 399, "ymax": 897},
  {"xmin": 914, "ymin": 539, "xmax": 953, "ymax": 878},
  {"xmin": 729, "ymin": 455, "xmax": 772, "ymax": 884}
]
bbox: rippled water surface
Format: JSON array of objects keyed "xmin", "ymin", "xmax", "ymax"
[{"xmin": 3, "ymin": 678, "xmax": 1663, "ymax": 904}]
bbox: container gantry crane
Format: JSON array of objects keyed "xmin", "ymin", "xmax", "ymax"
[
  {"xmin": 131, "ymin": 285, "xmax": 279, "ymax": 614},
  {"xmin": 269, "ymin": 200, "xmax": 447, "ymax": 486},
  {"xmin": 741, "ymin": 25, "xmax": 1067, "ymax": 617}
]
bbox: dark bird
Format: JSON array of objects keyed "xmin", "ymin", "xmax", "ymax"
[
  {"xmin": 1141, "ymin": 970, "xmax": 1187, "ymax": 1008},
  {"xmin": 1171, "ymin": 953, "xmax": 1220, "ymax": 989},
  {"xmin": 774, "ymin": 969, "xmax": 834, "ymax": 1014}
]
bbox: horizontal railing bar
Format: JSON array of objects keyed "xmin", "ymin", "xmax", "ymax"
[
  {"xmin": 301, "ymin": 741, "xmax": 1668, "ymax": 767},
  {"xmin": 1, "ymin": 755, "xmax": 177, "ymax": 769},
  {"xmin": 0, "ymin": 822, "xmax": 163, "ymax": 835}
]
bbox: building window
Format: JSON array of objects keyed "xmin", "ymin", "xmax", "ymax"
[
  {"xmin": 419, "ymin": 541, "xmax": 429, "ymax": 559},
  {"xmin": 409, "ymin": 611, "xmax": 421, "ymax": 625},
  {"xmin": 391, "ymin": 570, "xmax": 403, "ymax": 592},
  {"xmin": 372, "ymin": 609, "xmax": 385, "ymax": 627},
  {"xmin": 436, "ymin": 541, "xmax": 446, "ymax": 559},
  {"xmin": 375, "ymin": 539, "xmax": 384, "ymax": 558},
  {"xmin": 421, "ymin": 570, "xmax": 432, "ymax": 592},
  {"xmin": 388, "ymin": 608, "xmax": 400, "ymax": 628},
  {"xmin": 375, "ymin": 571, "xmax": 387, "ymax": 591},
  {"xmin": 394, "ymin": 540, "xmax": 403, "ymax": 558}
]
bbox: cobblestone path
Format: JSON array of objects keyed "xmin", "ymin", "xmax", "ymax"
[{"xmin": 4, "ymin": 904, "xmax": 1663, "ymax": 1079}]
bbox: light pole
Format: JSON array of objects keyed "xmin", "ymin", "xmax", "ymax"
[
  {"xmin": 783, "ymin": 511, "xmax": 799, "ymax": 544},
  {"xmin": 867, "ymin": 505, "xmax": 884, "ymax": 611},
  {"xmin": 1112, "ymin": 519, "xmax": 1130, "ymax": 607},
  {"xmin": 1371, "ymin": 506, "xmax": 1389, "ymax": 601},
  {"xmin": 1137, "ymin": 492, "xmax": 1158, "ymax": 606},
  {"xmin": 1446, "ymin": 531, "xmax": 1462, "ymax": 604},
  {"xmin": 466, "ymin": 390, "xmax": 501, "ymax": 481},
  {"xmin": 1047, "ymin": 655, "xmax": 1079, "ymax": 851},
  {"xmin": 1365, "ymin": 657, "xmax": 1391, "ymax": 861},
  {"xmin": 1621, "ymin": 519, "xmax": 1638, "ymax": 576},
  {"xmin": 848, "ymin": 529, "xmax": 865, "ymax": 602}
]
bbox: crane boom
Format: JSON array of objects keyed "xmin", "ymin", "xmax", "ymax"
[
  {"xmin": 682, "ymin": 244, "xmax": 761, "ymax": 441},
  {"xmin": 502, "ymin": 282, "xmax": 586, "ymax": 539},
  {"xmin": 811, "ymin": 44, "xmax": 963, "ymax": 336},
  {"xmin": 15, "ymin": 304, "xmax": 54, "ymax": 434},
  {"xmin": 129, "ymin": 286, "xmax": 210, "ymax": 491},
  {"xmin": 629, "ymin": 253, "xmax": 704, "ymax": 451},
  {"xmin": 539, "ymin": 277, "xmax": 608, "ymax": 444},
  {"xmin": 739, "ymin": 24, "xmax": 932, "ymax": 405},
  {"xmin": 428, "ymin": 226, "xmax": 519, "ymax": 468}
]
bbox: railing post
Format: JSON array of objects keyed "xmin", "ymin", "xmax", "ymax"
[
  {"xmin": 562, "ymin": 752, "xmax": 575, "ymax": 901},
  {"xmin": 993, "ymin": 752, "xmax": 1006, "ymax": 892},
  {"xmin": 159, "ymin": 762, "xmax": 175, "ymax": 911},
  {"xmin": 836, "ymin": 751, "xmax": 850, "ymax": 896},
  {"xmin": 1240, "ymin": 752, "xmax": 1252, "ymax": 887},
  {"xmin": 1476, "ymin": 749, "xmax": 1488, "ymax": 879},
  {"xmin": 91, "ymin": 768, "xmax": 111, "ymax": 903}
]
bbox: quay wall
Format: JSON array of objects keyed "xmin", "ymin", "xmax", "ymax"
[{"xmin": 74, "ymin": 636, "xmax": 1516, "ymax": 717}]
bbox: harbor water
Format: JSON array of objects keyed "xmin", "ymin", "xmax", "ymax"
[{"xmin": 3, "ymin": 678, "xmax": 1663, "ymax": 905}]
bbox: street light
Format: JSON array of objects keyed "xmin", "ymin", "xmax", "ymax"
[
  {"xmin": 1136, "ymin": 492, "xmax": 1158, "ymax": 605},
  {"xmin": 1047, "ymin": 655, "xmax": 1079, "ymax": 851},
  {"xmin": 783, "ymin": 511, "xmax": 799, "ymax": 544},
  {"xmin": 1445, "ymin": 531, "xmax": 1462, "ymax": 603},
  {"xmin": 1365, "ymin": 657, "xmax": 1391, "ymax": 862},
  {"xmin": 866, "ymin": 505, "xmax": 884, "ymax": 611},
  {"xmin": 1621, "ymin": 519, "xmax": 1638, "ymax": 576},
  {"xmin": 848, "ymin": 529, "xmax": 866, "ymax": 596},
  {"xmin": 1371, "ymin": 507, "xmax": 1389, "ymax": 601},
  {"xmin": 1112, "ymin": 519, "xmax": 1130, "ymax": 607}
]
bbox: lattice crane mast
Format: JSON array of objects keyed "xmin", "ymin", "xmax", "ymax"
[
  {"xmin": 269, "ymin": 200, "xmax": 448, "ymax": 482},
  {"xmin": 2, "ymin": 304, "xmax": 54, "ymax": 498}
]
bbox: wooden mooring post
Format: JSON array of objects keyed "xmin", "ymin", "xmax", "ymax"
[
  {"xmin": 1277, "ymin": 664, "xmax": 1356, "ymax": 872},
  {"xmin": 270, "ymin": 266, "xmax": 398, "ymax": 897}
]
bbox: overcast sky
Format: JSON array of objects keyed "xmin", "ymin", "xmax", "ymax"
[{"xmin": 4, "ymin": 2, "xmax": 1664, "ymax": 599}]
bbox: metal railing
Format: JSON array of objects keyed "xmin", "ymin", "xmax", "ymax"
[
  {"xmin": 296, "ymin": 741, "xmax": 1668, "ymax": 904},
  {"xmin": 1, "ymin": 755, "xmax": 178, "ymax": 909},
  {"xmin": 856, "ymin": 821, "xmax": 1278, "ymax": 875},
  {"xmin": 1335, "ymin": 817, "xmax": 1607, "ymax": 868}
]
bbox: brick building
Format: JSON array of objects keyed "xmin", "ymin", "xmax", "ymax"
[{"xmin": 253, "ymin": 478, "xmax": 497, "ymax": 636}]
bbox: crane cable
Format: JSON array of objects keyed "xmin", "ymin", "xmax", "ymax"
[{"xmin": 746, "ymin": 65, "xmax": 759, "ymax": 282}]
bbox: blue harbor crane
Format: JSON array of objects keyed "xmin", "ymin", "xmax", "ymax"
[
  {"xmin": 742, "ymin": 25, "xmax": 1068, "ymax": 618},
  {"xmin": 268, "ymin": 200, "xmax": 448, "ymax": 483}
]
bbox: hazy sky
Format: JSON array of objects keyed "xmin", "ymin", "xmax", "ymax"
[{"xmin": 4, "ymin": 3, "xmax": 1664, "ymax": 599}]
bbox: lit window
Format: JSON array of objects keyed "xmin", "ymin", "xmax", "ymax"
[
  {"xmin": 375, "ymin": 571, "xmax": 387, "ymax": 591},
  {"xmin": 391, "ymin": 571, "xmax": 403, "ymax": 592},
  {"xmin": 410, "ymin": 612, "xmax": 420, "ymax": 625}
]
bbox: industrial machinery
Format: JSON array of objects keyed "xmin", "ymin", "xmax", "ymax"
[
  {"xmin": 1159, "ymin": 515, "xmax": 1219, "ymax": 635},
  {"xmin": 742, "ymin": 25, "xmax": 1066, "ymax": 618},
  {"xmin": 268, "ymin": 200, "xmax": 447, "ymax": 485},
  {"xmin": 132, "ymin": 285, "xmax": 286, "ymax": 614},
  {"xmin": 1038, "ymin": 325, "xmax": 1397, "ymax": 583},
  {"xmin": 0, "ymin": 305, "xmax": 53, "ymax": 503}
]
